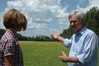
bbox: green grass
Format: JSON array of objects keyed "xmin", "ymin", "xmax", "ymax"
[{"xmin": 19, "ymin": 41, "xmax": 99, "ymax": 66}]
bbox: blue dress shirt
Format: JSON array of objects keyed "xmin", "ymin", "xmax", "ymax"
[{"xmin": 64, "ymin": 26, "xmax": 98, "ymax": 66}]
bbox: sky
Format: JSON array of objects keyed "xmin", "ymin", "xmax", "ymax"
[{"xmin": 0, "ymin": 0, "xmax": 99, "ymax": 37}]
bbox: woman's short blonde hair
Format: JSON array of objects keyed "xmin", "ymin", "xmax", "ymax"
[{"xmin": 3, "ymin": 9, "xmax": 27, "ymax": 31}]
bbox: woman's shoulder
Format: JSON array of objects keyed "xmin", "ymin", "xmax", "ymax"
[{"xmin": 1, "ymin": 30, "xmax": 15, "ymax": 42}]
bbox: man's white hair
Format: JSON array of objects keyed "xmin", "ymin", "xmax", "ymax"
[{"xmin": 69, "ymin": 10, "xmax": 85, "ymax": 22}]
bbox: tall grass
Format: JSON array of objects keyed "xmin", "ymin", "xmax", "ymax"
[{"xmin": 19, "ymin": 41, "xmax": 99, "ymax": 66}]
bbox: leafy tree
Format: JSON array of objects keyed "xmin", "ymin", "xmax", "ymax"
[
  {"xmin": 0, "ymin": 29, "xmax": 6, "ymax": 39},
  {"xmin": 85, "ymin": 6, "xmax": 99, "ymax": 36},
  {"xmin": 60, "ymin": 27, "xmax": 73, "ymax": 38}
]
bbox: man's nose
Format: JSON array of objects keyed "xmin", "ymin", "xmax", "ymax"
[{"xmin": 71, "ymin": 22, "xmax": 74, "ymax": 25}]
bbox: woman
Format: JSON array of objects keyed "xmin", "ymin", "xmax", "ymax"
[{"xmin": 0, "ymin": 9, "xmax": 27, "ymax": 66}]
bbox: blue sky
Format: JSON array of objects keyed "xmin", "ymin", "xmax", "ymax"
[
  {"xmin": 0, "ymin": 0, "xmax": 99, "ymax": 37},
  {"xmin": 61, "ymin": 0, "xmax": 89, "ymax": 11}
]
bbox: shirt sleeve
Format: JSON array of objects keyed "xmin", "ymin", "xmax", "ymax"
[
  {"xmin": 4, "ymin": 39, "xmax": 16, "ymax": 56},
  {"xmin": 63, "ymin": 38, "xmax": 72, "ymax": 48},
  {"xmin": 77, "ymin": 32, "xmax": 98, "ymax": 63}
]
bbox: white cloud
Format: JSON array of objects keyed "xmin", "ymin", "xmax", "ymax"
[
  {"xmin": 89, "ymin": 0, "xmax": 99, "ymax": 8},
  {"xmin": 78, "ymin": 0, "xmax": 86, "ymax": 5},
  {"xmin": 0, "ymin": 12, "xmax": 4, "ymax": 28},
  {"xmin": 76, "ymin": 0, "xmax": 99, "ymax": 13},
  {"xmin": 1, "ymin": 0, "xmax": 98, "ymax": 37},
  {"xmin": 1, "ymin": 0, "xmax": 69, "ymax": 37}
]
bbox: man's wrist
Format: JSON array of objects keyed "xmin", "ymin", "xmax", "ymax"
[
  {"xmin": 57, "ymin": 35, "xmax": 60, "ymax": 40},
  {"xmin": 63, "ymin": 56, "xmax": 67, "ymax": 62}
]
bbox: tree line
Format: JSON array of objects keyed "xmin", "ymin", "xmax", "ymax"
[
  {"xmin": 0, "ymin": 6, "xmax": 99, "ymax": 41},
  {"xmin": 0, "ymin": 29, "xmax": 56, "ymax": 41},
  {"xmin": 0, "ymin": 29, "xmax": 57, "ymax": 41}
]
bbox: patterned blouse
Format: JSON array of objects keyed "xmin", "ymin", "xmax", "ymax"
[{"xmin": 0, "ymin": 29, "xmax": 24, "ymax": 66}]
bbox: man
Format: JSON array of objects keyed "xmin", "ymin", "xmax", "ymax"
[{"xmin": 51, "ymin": 11, "xmax": 98, "ymax": 66}]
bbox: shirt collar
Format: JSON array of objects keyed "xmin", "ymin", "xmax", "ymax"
[
  {"xmin": 75, "ymin": 26, "xmax": 87, "ymax": 35},
  {"xmin": 7, "ymin": 29, "xmax": 16, "ymax": 38}
]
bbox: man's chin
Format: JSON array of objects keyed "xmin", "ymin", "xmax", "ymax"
[{"xmin": 72, "ymin": 29, "xmax": 77, "ymax": 33}]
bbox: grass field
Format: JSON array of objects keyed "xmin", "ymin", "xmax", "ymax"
[{"xmin": 19, "ymin": 41, "xmax": 99, "ymax": 66}]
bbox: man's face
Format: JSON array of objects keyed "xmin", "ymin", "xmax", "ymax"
[{"xmin": 69, "ymin": 15, "xmax": 83, "ymax": 33}]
